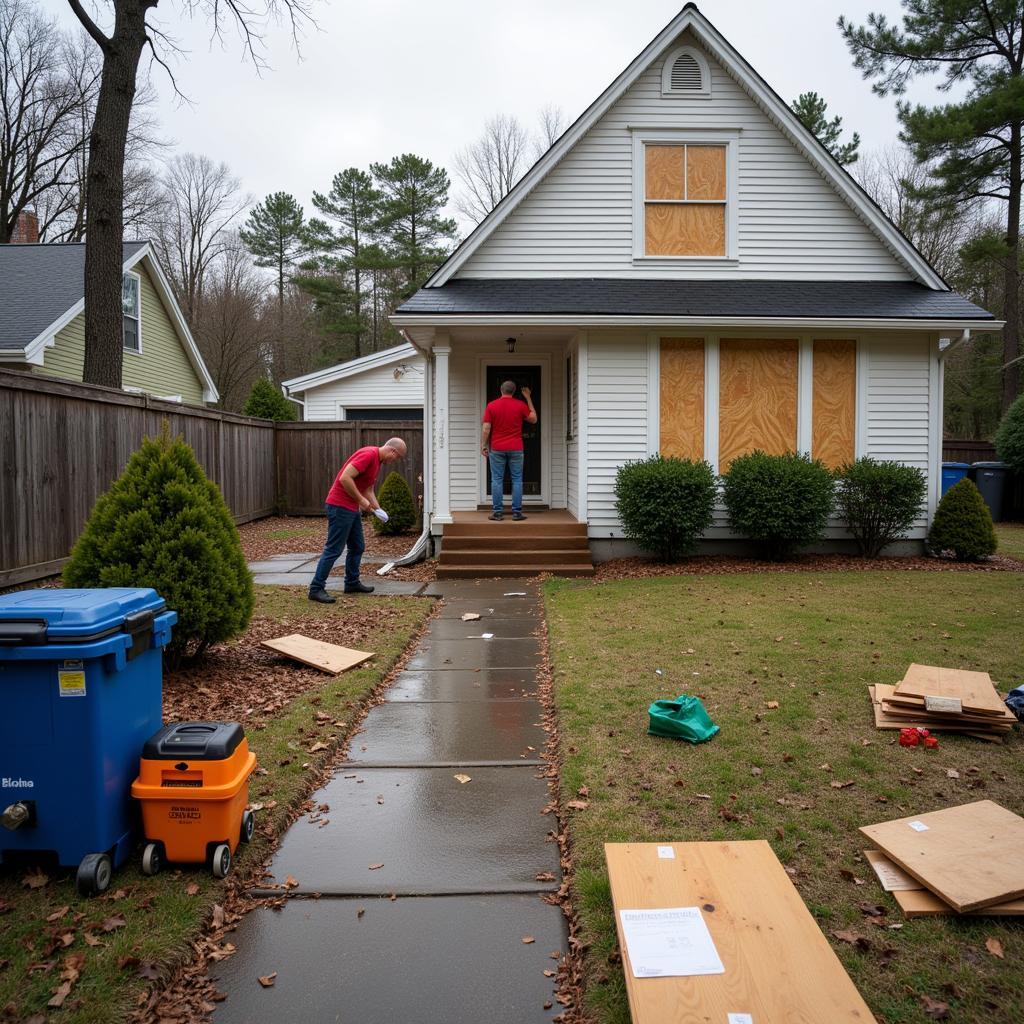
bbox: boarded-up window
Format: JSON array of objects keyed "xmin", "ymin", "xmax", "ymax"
[
  {"xmin": 644, "ymin": 145, "xmax": 726, "ymax": 256},
  {"xmin": 719, "ymin": 339, "xmax": 798, "ymax": 471},
  {"xmin": 660, "ymin": 338, "xmax": 704, "ymax": 460},
  {"xmin": 812, "ymin": 340, "xmax": 856, "ymax": 469}
]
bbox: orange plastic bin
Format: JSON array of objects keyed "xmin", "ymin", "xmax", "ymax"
[{"xmin": 131, "ymin": 722, "xmax": 257, "ymax": 878}]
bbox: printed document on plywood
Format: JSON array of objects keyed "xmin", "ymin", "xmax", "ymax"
[{"xmin": 618, "ymin": 907, "xmax": 725, "ymax": 978}]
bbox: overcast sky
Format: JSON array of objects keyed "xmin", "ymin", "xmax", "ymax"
[{"xmin": 41, "ymin": 0, "xmax": 946, "ymax": 229}]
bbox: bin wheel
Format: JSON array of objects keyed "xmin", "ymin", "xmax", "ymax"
[
  {"xmin": 75, "ymin": 853, "xmax": 113, "ymax": 897},
  {"xmin": 240, "ymin": 810, "xmax": 255, "ymax": 844},
  {"xmin": 212, "ymin": 844, "xmax": 232, "ymax": 879},
  {"xmin": 141, "ymin": 842, "xmax": 163, "ymax": 877}
]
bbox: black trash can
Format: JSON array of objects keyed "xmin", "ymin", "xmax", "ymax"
[{"xmin": 969, "ymin": 462, "xmax": 1008, "ymax": 522}]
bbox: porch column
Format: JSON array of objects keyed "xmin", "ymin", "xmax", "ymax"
[{"xmin": 433, "ymin": 340, "xmax": 453, "ymax": 524}]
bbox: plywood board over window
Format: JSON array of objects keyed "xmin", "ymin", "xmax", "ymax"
[
  {"xmin": 660, "ymin": 338, "xmax": 704, "ymax": 460},
  {"xmin": 719, "ymin": 339, "xmax": 798, "ymax": 471},
  {"xmin": 644, "ymin": 143, "xmax": 726, "ymax": 257},
  {"xmin": 813, "ymin": 340, "xmax": 856, "ymax": 469}
]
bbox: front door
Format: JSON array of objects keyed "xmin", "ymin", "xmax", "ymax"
[{"xmin": 484, "ymin": 365, "xmax": 542, "ymax": 500}]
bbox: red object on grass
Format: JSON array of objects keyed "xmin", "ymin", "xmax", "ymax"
[
  {"xmin": 899, "ymin": 728, "xmax": 920, "ymax": 747},
  {"xmin": 923, "ymin": 736, "xmax": 940, "ymax": 749}
]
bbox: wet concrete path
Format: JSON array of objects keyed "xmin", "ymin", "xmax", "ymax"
[{"xmin": 211, "ymin": 579, "xmax": 567, "ymax": 1023}]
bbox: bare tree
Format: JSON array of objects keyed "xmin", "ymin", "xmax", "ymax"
[
  {"xmin": 191, "ymin": 234, "xmax": 270, "ymax": 411},
  {"xmin": 0, "ymin": 0, "xmax": 96, "ymax": 242},
  {"xmin": 66, "ymin": 0, "xmax": 315, "ymax": 390},
  {"xmin": 149, "ymin": 153, "xmax": 250, "ymax": 323},
  {"xmin": 453, "ymin": 114, "xmax": 531, "ymax": 225},
  {"xmin": 534, "ymin": 103, "xmax": 566, "ymax": 158}
]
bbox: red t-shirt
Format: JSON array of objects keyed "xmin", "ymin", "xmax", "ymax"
[
  {"xmin": 483, "ymin": 396, "xmax": 530, "ymax": 452},
  {"xmin": 326, "ymin": 445, "xmax": 382, "ymax": 510}
]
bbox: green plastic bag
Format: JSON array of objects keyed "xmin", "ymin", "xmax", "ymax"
[{"xmin": 647, "ymin": 694, "xmax": 719, "ymax": 743}]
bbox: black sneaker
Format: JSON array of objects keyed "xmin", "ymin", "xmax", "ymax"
[
  {"xmin": 512, "ymin": 511, "xmax": 528, "ymax": 521},
  {"xmin": 488, "ymin": 512, "xmax": 504, "ymax": 521},
  {"xmin": 344, "ymin": 581, "xmax": 375, "ymax": 594},
  {"xmin": 308, "ymin": 590, "xmax": 336, "ymax": 604}
]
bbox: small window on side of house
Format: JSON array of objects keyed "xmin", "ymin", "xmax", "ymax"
[
  {"xmin": 643, "ymin": 143, "xmax": 727, "ymax": 257},
  {"xmin": 122, "ymin": 273, "xmax": 140, "ymax": 352}
]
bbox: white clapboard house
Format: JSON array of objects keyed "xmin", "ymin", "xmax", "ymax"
[{"xmin": 390, "ymin": 3, "xmax": 998, "ymax": 578}]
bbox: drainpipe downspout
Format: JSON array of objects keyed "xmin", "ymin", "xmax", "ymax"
[
  {"xmin": 281, "ymin": 383, "xmax": 306, "ymax": 419},
  {"xmin": 938, "ymin": 328, "xmax": 970, "ymax": 361},
  {"xmin": 379, "ymin": 334, "xmax": 433, "ymax": 573}
]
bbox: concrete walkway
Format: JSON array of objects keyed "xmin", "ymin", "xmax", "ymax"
[
  {"xmin": 211, "ymin": 579, "xmax": 567, "ymax": 1023},
  {"xmin": 249, "ymin": 553, "xmax": 426, "ymax": 596}
]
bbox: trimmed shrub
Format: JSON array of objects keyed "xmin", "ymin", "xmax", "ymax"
[
  {"xmin": 994, "ymin": 394, "xmax": 1024, "ymax": 473},
  {"xmin": 373, "ymin": 471, "xmax": 417, "ymax": 535},
  {"xmin": 243, "ymin": 378, "xmax": 297, "ymax": 421},
  {"xmin": 722, "ymin": 451, "xmax": 835, "ymax": 560},
  {"xmin": 927, "ymin": 478, "xmax": 997, "ymax": 561},
  {"xmin": 614, "ymin": 455, "xmax": 716, "ymax": 562},
  {"xmin": 836, "ymin": 457, "xmax": 927, "ymax": 557},
  {"xmin": 64, "ymin": 426, "xmax": 255, "ymax": 662}
]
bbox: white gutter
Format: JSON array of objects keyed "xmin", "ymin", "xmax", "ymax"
[
  {"xmin": 280, "ymin": 382, "xmax": 306, "ymax": 418},
  {"xmin": 378, "ymin": 337, "xmax": 433, "ymax": 573},
  {"xmin": 938, "ymin": 329, "xmax": 971, "ymax": 361}
]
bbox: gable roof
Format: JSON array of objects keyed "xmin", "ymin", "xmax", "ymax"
[
  {"xmin": 281, "ymin": 343, "xmax": 420, "ymax": 395},
  {"xmin": 0, "ymin": 241, "xmax": 218, "ymax": 402},
  {"xmin": 426, "ymin": 3, "xmax": 946, "ymax": 291}
]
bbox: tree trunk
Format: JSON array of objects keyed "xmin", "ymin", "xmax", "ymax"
[
  {"xmin": 82, "ymin": 3, "xmax": 148, "ymax": 388},
  {"xmin": 1003, "ymin": 121, "xmax": 1021, "ymax": 412}
]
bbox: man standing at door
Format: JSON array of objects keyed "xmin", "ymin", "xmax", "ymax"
[
  {"xmin": 481, "ymin": 380, "xmax": 537, "ymax": 521},
  {"xmin": 308, "ymin": 436, "xmax": 408, "ymax": 602}
]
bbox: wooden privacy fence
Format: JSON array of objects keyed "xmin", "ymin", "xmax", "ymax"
[{"xmin": 0, "ymin": 370, "xmax": 423, "ymax": 587}]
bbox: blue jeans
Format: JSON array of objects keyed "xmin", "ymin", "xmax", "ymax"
[
  {"xmin": 310, "ymin": 504, "xmax": 365, "ymax": 591},
  {"xmin": 489, "ymin": 449, "xmax": 524, "ymax": 514}
]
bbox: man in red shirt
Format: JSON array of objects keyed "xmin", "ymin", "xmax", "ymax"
[
  {"xmin": 481, "ymin": 380, "xmax": 537, "ymax": 521},
  {"xmin": 309, "ymin": 437, "xmax": 408, "ymax": 602}
]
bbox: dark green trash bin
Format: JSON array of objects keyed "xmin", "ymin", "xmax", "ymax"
[{"xmin": 969, "ymin": 462, "xmax": 1008, "ymax": 522}]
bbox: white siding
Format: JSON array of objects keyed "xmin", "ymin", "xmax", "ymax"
[
  {"xmin": 567, "ymin": 345, "xmax": 579, "ymax": 518},
  {"xmin": 303, "ymin": 356, "xmax": 425, "ymax": 420},
  {"xmin": 585, "ymin": 333, "xmax": 649, "ymax": 532},
  {"xmin": 459, "ymin": 31, "xmax": 910, "ymax": 282}
]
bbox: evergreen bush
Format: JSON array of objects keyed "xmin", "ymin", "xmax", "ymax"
[
  {"xmin": 836, "ymin": 457, "xmax": 927, "ymax": 557},
  {"xmin": 994, "ymin": 394, "xmax": 1024, "ymax": 473},
  {"xmin": 373, "ymin": 471, "xmax": 417, "ymax": 535},
  {"xmin": 243, "ymin": 378, "xmax": 297, "ymax": 421},
  {"xmin": 722, "ymin": 451, "xmax": 835, "ymax": 560},
  {"xmin": 64, "ymin": 426, "xmax": 255, "ymax": 662},
  {"xmin": 614, "ymin": 455, "xmax": 716, "ymax": 562},
  {"xmin": 927, "ymin": 478, "xmax": 997, "ymax": 561}
]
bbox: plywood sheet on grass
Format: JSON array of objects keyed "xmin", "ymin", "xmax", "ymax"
[
  {"xmin": 894, "ymin": 664, "xmax": 1007, "ymax": 716},
  {"xmin": 261, "ymin": 634, "xmax": 374, "ymax": 674},
  {"xmin": 812, "ymin": 340, "xmax": 856, "ymax": 470},
  {"xmin": 869, "ymin": 686, "xmax": 1005, "ymax": 741},
  {"xmin": 605, "ymin": 841, "xmax": 874, "ymax": 1023},
  {"xmin": 660, "ymin": 339, "xmax": 704, "ymax": 460},
  {"xmin": 860, "ymin": 801, "xmax": 1024, "ymax": 912},
  {"xmin": 718, "ymin": 339, "xmax": 798, "ymax": 470},
  {"xmin": 645, "ymin": 204, "xmax": 725, "ymax": 257}
]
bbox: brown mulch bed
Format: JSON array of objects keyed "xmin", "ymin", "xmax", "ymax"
[
  {"xmin": 238, "ymin": 516, "xmax": 420, "ymax": 562},
  {"xmin": 593, "ymin": 551, "xmax": 1024, "ymax": 581},
  {"xmin": 163, "ymin": 605, "xmax": 413, "ymax": 726}
]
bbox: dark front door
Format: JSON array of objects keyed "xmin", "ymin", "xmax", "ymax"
[{"xmin": 485, "ymin": 365, "xmax": 541, "ymax": 498}]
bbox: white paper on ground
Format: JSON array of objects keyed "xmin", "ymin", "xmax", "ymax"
[
  {"xmin": 619, "ymin": 907, "xmax": 725, "ymax": 978},
  {"xmin": 503, "ymin": 591, "xmax": 527, "ymax": 596},
  {"xmin": 657, "ymin": 846, "xmax": 675, "ymax": 859},
  {"xmin": 863, "ymin": 851, "xmax": 919, "ymax": 892}
]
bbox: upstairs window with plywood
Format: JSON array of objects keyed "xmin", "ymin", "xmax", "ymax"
[{"xmin": 633, "ymin": 133, "xmax": 737, "ymax": 261}]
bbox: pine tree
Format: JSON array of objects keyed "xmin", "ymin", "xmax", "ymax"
[
  {"xmin": 840, "ymin": 1, "xmax": 1024, "ymax": 411},
  {"xmin": 239, "ymin": 192, "xmax": 306, "ymax": 330},
  {"xmin": 791, "ymin": 91, "xmax": 861, "ymax": 165},
  {"xmin": 243, "ymin": 377, "xmax": 297, "ymax": 421},
  {"xmin": 371, "ymin": 154, "xmax": 458, "ymax": 295},
  {"xmin": 927, "ymin": 478, "xmax": 997, "ymax": 561},
  {"xmin": 64, "ymin": 426, "xmax": 255, "ymax": 662}
]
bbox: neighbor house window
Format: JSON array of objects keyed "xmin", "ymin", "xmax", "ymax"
[
  {"xmin": 122, "ymin": 273, "xmax": 140, "ymax": 352},
  {"xmin": 633, "ymin": 132, "xmax": 737, "ymax": 260}
]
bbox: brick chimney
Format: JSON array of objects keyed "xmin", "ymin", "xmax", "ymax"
[{"xmin": 11, "ymin": 210, "xmax": 39, "ymax": 243}]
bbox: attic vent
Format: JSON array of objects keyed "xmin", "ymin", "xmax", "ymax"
[
  {"xmin": 661, "ymin": 46, "xmax": 711, "ymax": 98},
  {"xmin": 670, "ymin": 53, "xmax": 702, "ymax": 91}
]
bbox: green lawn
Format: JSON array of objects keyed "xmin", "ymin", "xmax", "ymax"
[
  {"xmin": 0, "ymin": 587, "xmax": 432, "ymax": 1024},
  {"xmin": 996, "ymin": 522, "xmax": 1024, "ymax": 560},
  {"xmin": 545, "ymin": 571, "xmax": 1024, "ymax": 1024}
]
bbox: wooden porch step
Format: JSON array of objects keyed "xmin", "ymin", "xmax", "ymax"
[
  {"xmin": 442, "ymin": 522, "xmax": 587, "ymax": 539},
  {"xmin": 441, "ymin": 548, "xmax": 594, "ymax": 567},
  {"xmin": 437, "ymin": 563, "xmax": 595, "ymax": 579},
  {"xmin": 444, "ymin": 534, "xmax": 591, "ymax": 552}
]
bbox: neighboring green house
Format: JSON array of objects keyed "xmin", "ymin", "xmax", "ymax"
[{"xmin": 0, "ymin": 239, "xmax": 218, "ymax": 404}]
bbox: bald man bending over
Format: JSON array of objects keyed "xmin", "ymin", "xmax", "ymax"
[{"xmin": 309, "ymin": 437, "xmax": 407, "ymax": 602}]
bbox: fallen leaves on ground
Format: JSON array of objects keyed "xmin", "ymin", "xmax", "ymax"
[
  {"xmin": 257, "ymin": 973, "xmax": 277, "ymax": 988},
  {"xmin": 368, "ymin": 863, "xmax": 384, "ymax": 871},
  {"xmin": 22, "ymin": 870, "xmax": 48, "ymax": 890},
  {"xmin": 920, "ymin": 994, "xmax": 950, "ymax": 1019},
  {"xmin": 986, "ymin": 937, "xmax": 1005, "ymax": 959},
  {"xmin": 522, "ymin": 936, "xmax": 536, "ymax": 944},
  {"xmin": 453, "ymin": 773, "xmax": 472, "ymax": 784}
]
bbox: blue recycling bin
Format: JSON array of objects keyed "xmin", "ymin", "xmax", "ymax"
[
  {"xmin": 0, "ymin": 589, "xmax": 175, "ymax": 895},
  {"xmin": 941, "ymin": 462, "xmax": 970, "ymax": 496}
]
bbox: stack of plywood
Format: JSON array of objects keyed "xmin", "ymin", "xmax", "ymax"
[
  {"xmin": 860, "ymin": 801, "xmax": 1024, "ymax": 918},
  {"xmin": 869, "ymin": 664, "xmax": 1016, "ymax": 742}
]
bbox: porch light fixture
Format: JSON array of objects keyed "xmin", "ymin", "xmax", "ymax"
[{"xmin": 506, "ymin": 337, "xmax": 517, "ymax": 354}]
